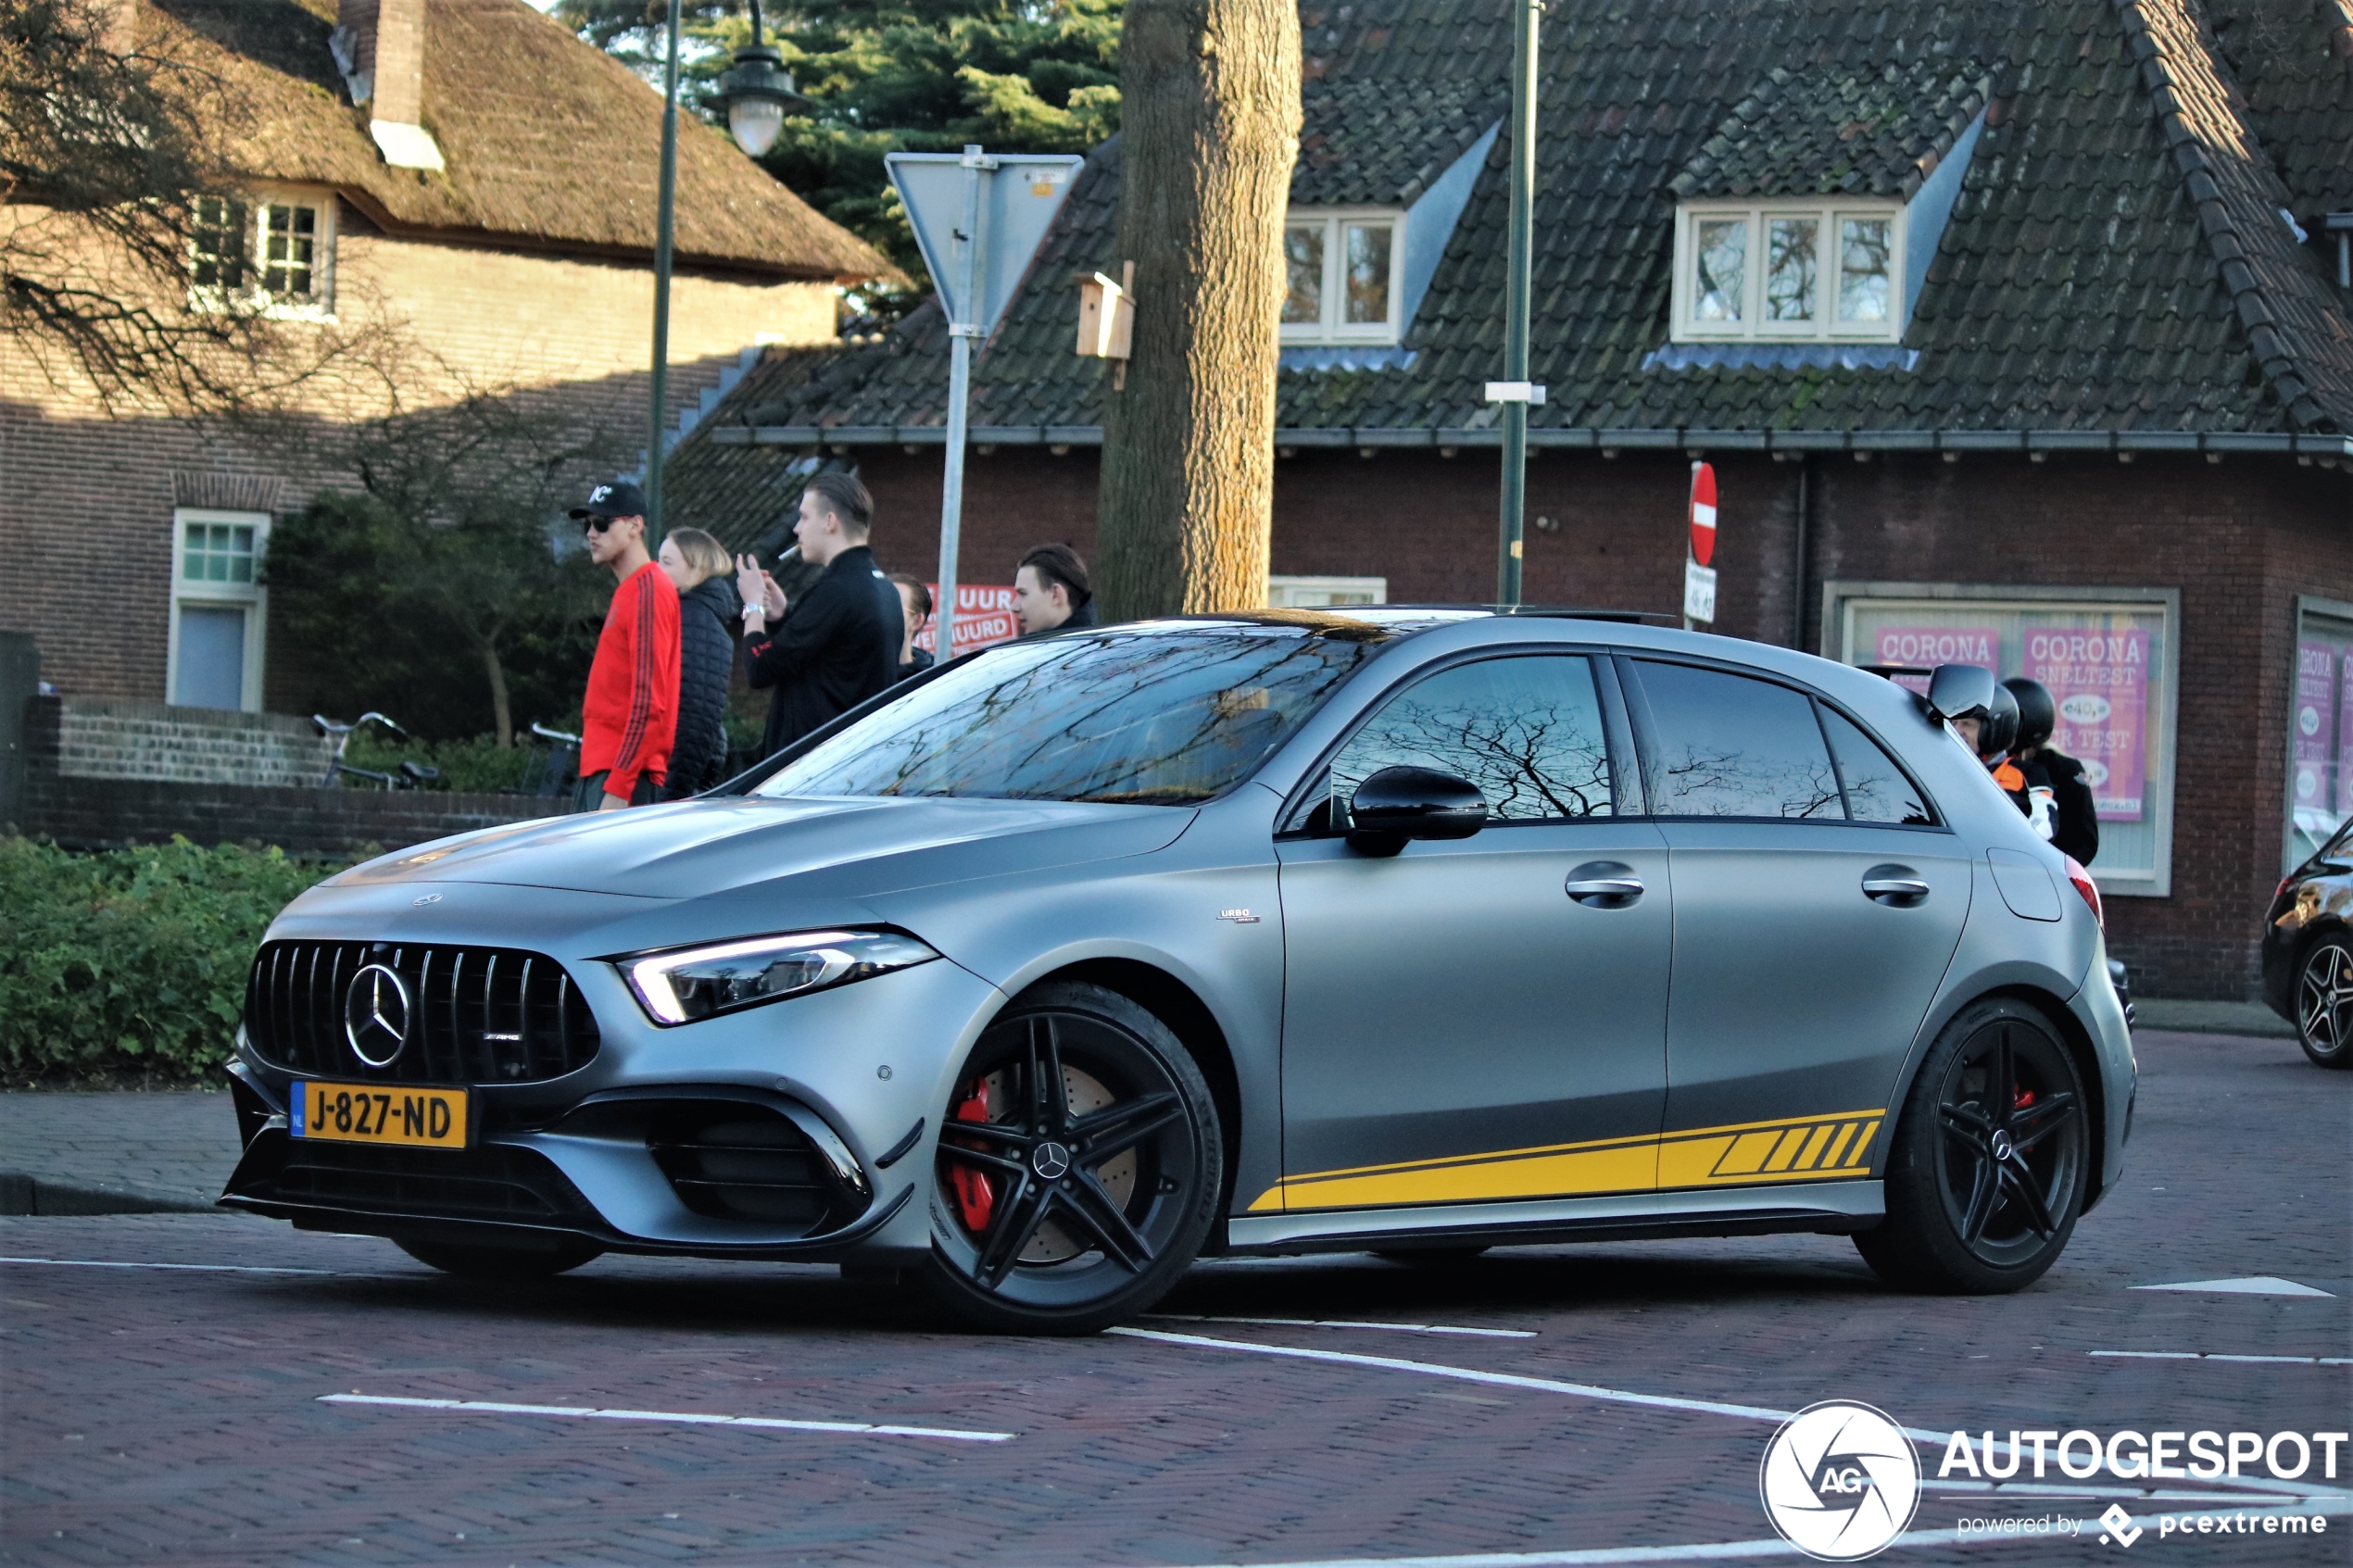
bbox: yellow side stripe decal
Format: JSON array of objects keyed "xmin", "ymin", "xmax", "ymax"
[{"xmin": 1251, "ymin": 1110, "xmax": 1886, "ymax": 1213}]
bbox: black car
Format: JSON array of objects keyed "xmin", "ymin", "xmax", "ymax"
[{"xmin": 2261, "ymin": 817, "xmax": 2353, "ymax": 1068}]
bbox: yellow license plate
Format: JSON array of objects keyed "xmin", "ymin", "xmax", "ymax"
[{"xmin": 293, "ymin": 1081, "xmax": 469, "ymax": 1148}]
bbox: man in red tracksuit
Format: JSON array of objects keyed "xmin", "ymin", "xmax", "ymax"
[{"xmin": 569, "ymin": 479, "xmax": 679, "ymax": 811}]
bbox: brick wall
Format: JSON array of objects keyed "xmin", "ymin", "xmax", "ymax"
[
  {"xmin": 0, "ymin": 206, "xmax": 837, "ymax": 709},
  {"xmin": 11, "ymin": 696, "xmax": 548, "ymax": 854},
  {"xmin": 51, "ymin": 697, "xmax": 336, "ymax": 786},
  {"xmin": 842, "ymin": 444, "xmax": 2352, "ymax": 997}
]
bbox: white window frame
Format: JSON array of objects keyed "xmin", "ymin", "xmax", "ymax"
[
  {"xmin": 1280, "ymin": 208, "xmax": 1406, "ymax": 345},
  {"xmin": 1269, "ymin": 574, "xmax": 1389, "ymax": 608},
  {"xmin": 1671, "ymin": 200, "xmax": 1906, "ymax": 344},
  {"xmin": 1823, "ymin": 581, "xmax": 2181, "ymax": 897},
  {"xmin": 188, "ymin": 189, "xmax": 338, "ymax": 320},
  {"xmin": 167, "ymin": 508, "xmax": 270, "ymax": 713}
]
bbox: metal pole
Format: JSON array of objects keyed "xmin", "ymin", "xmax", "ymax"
[
  {"xmin": 1494, "ymin": 0, "xmax": 1539, "ymax": 607},
  {"xmin": 935, "ymin": 146, "xmax": 991, "ymax": 659},
  {"xmin": 644, "ymin": 0, "xmax": 684, "ymax": 546}
]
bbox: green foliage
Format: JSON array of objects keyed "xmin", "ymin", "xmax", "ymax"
[
  {"xmin": 552, "ymin": 0, "xmax": 1121, "ymax": 277},
  {"xmin": 337, "ymin": 730, "xmax": 531, "ymax": 794},
  {"xmin": 0, "ymin": 837, "xmax": 347, "ymax": 1085},
  {"xmin": 262, "ymin": 395, "xmax": 622, "ymax": 745}
]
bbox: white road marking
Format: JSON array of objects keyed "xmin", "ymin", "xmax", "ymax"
[
  {"xmin": 1114, "ymin": 1327, "xmax": 2353, "ymax": 1504},
  {"xmin": 318, "ymin": 1393, "xmax": 1012, "ymax": 1443},
  {"xmin": 0, "ymin": 1256, "xmax": 341, "ymax": 1276},
  {"xmin": 2131, "ymin": 1276, "xmax": 2335, "ymax": 1298},
  {"xmin": 1144, "ymin": 1314, "xmax": 1536, "ymax": 1338},
  {"xmin": 2092, "ymin": 1349, "xmax": 2353, "ymax": 1365}
]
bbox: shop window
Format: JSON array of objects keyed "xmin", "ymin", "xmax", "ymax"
[
  {"xmin": 1269, "ymin": 575, "xmax": 1387, "ymax": 608},
  {"xmin": 2288, "ymin": 598, "xmax": 2353, "ymax": 869},
  {"xmin": 169, "ymin": 509, "xmax": 269, "ymax": 712},
  {"xmin": 1828, "ymin": 585, "xmax": 2180, "ymax": 896}
]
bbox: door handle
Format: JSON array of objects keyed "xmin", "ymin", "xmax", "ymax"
[
  {"xmin": 1567, "ymin": 861, "xmax": 1643, "ymax": 907},
  {"xmin": 1862, "ymin": 865, "xmax": 1930, "ymax": 906}
]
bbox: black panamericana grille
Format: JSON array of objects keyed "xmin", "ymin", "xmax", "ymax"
[{"xmin": 245, "ymin": 940, "xmax": 601, "ymax": 1085}]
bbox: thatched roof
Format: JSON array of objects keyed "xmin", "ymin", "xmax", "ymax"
[{"xmin": 147, "ymin": 0, "xmax": 894, "ymax": 281}]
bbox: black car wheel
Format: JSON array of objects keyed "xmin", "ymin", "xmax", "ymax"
[
  {"xmin": 395, "ymin": 1236, "xmax": 604, "ymax": 1280},
  {"xmin": 925, "ymin": 982, "xmax": 1222, "ymax": 1335},
  {"xmin": 2294, "ymin": 936, "xmax": 2353, "ymax": 1069},
  {"xmin": 1855, "ymin": 998, "xmax": 2088, "ymax": 1293}
]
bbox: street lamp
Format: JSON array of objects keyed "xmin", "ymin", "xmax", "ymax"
[{"xmin": 715, "ymin": 1, "xmax": 812, "ymax": 159}]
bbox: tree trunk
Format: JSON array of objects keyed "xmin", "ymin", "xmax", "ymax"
[
  {"xmin": 1096, "ymin": 0, "xmax": 1300, "ymax": 620},
  {"xmin": 480, "ymin": 639, "xmax": 513, "ymax": 749}
]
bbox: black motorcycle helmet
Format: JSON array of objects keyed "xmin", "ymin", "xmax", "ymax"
[
  {"xmin": 1978, "ymin": 684, "xmax": 2020, "ymax": 760},
  {"xmin": 2003, "ymin": 676, "xmax": 2056, "ymax": 753}
]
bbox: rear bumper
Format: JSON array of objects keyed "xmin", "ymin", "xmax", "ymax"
[{"xmin": 2066, "ymin": 949, "xmax": 2138, "ymax": 1213}]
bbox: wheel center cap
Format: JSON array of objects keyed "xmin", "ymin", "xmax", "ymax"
[
  {"xmin": 1989, "ymin": 1129, "xmax": 2015, "ymax": 1161},
  {"xmin": 1031, "ymin": 1141, "xmax": 1072, "ymax": 1181}
]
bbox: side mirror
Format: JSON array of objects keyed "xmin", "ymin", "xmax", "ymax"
[
  {"xmin": 1924, "ymin": 663, "xmax": 1995, "ymax": 726},
  {"xmin": 1346, "ymin": 765, "xmax": 1488, "ymax": 856}
]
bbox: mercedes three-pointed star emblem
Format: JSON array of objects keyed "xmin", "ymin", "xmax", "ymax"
[{"xmin": 343, "ymin": 962, "xmax": 413, "ymax": 1068}]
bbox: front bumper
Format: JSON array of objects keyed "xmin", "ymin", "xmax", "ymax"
[{"xmin": 220, "ymin": 953, "xmax": 1005, "ymax": 1264}]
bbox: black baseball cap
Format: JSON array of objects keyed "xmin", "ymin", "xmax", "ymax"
[{"xmin": 570, "ymin": 479, "xmax": 648, "ymax": 521}]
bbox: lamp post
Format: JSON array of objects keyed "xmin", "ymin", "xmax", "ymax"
[
  {"xmin": 1493, "ymin": 0, "xmax": 1540, "ymax": 607},
  {"xmin": 645, "ymin": 0, "xmax": 683, "ymax": 549},
  {"xmin": 644, "ymin": 1, "xmax": 813, "ymax": 548}
]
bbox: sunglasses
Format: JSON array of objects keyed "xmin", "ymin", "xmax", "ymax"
[{"xmin": 581, "ymin": 514, "xmax": 619, "ymax": 533}]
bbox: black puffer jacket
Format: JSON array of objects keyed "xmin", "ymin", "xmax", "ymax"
[{"xmin": 666, "ymin": 576, "xmax": 736, "ymax": 797}]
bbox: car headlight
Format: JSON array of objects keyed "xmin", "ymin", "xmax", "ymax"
[{"xmin": 621, "ymin": 929, "xmax": 940, "ymax": 1025}]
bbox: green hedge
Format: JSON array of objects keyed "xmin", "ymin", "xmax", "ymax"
[{"xmin": 0, "ymin": 836, "xmax": 346, "ymax": 1085}]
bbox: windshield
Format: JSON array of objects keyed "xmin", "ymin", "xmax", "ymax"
[{"xmin": 757, "ymin": 624, "xmax": 1383, "ymax": 804}]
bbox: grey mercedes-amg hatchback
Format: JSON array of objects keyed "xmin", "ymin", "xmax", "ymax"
[{"xmin": 222, "ymin": 610, "xmax": 2134, "ymax": 1332}]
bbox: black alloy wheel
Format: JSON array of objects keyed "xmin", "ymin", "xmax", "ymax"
[
  {"xmin": 395, "ymin": 1236, "xmax": 604, "ymax": 1280},
  {"xmin": 1856, "ymin": 998, "xmax": 2089, "ymax": 1293},
  {"xmin": 2294, "ymin": 936, "xmax": 2353, "ymax": 1069},
  {"xmin": 925, "ymin": 981, "xmax": 1221, "ymax": 1335}
]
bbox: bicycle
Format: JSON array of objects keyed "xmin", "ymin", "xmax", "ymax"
[
  {"xmin": 521, "ymin": 721, "xmax": 582, "ymax": 798},
  {"xmin": 313, "ymin": 712, "xmax": 441, "ymax": 790}
]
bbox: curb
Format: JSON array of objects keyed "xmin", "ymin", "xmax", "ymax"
[{"xmin": 0, "ymin": 1173, "xmax": 215, "ymax": 1216}]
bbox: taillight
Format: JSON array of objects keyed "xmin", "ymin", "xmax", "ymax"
[{"xmin": 2064, "ymin": 854, "xmax": 2103, "ymax": 929}]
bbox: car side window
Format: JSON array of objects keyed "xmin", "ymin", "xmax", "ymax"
[
  {"xmin": 1631, "ymin": 660, "xmax": 1843, "ymax": 820},
  {"xmin": 1819, "ymin": 707, "xmax": 1933, "ymax": 825},
  {"xmin": 1331, "ymin": 655, "xmax": 1616, "ymax": 823}
]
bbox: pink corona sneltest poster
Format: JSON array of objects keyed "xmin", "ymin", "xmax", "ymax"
[
  {"xmin": 1870, "ymin": 627, "xmax": 2000, "ymax": 696},
  {"xmin": 2028, "ymin": 627, "xmax": 2150, "ymax": 821},
  {"xmin": 2292, "ymin": 641, "xmax": 2336, "ymax": 819}
]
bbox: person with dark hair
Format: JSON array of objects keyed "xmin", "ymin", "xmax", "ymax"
[
  {"xmin": 887, "ymin": 572, "xmax": 935, "ymax": 682},
  {"xmin": 2004, "ymin": 676, "xmax": 2099, "ymax": 865},
  {"xmin": 1013, "ymin": 543, "xmax": 1096, "ymax": 636},
  {"xmin": 568, "ymin": 479, "xmax": 678, "ymax": 811},
  {"xmin": 658, "ymin": 527, "xmax": 736, "ymax": 797},
  {"xmin": 736, "ymin": 471, "xmax": 903, "ymax": 757}
]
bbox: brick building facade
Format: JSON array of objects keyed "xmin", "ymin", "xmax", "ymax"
[
  {"xmin": 665, "ymin": 0, "xmax": 2353, "ymax": 998},
  {"xmin": 0, "ymin": 0, "xmax": 887, "ymax": 710}
]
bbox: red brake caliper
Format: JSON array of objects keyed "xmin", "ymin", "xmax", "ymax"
[{"xmin": 949, "ymin": 1080, "xmax": 997, "ymax": 1233}]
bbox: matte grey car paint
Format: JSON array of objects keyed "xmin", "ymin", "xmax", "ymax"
[{"xmin": 223, "ymin": 613, "xmax": 2134, "ymax": 1270}]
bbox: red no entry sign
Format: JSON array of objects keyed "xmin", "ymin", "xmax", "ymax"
[{"xmin": 1688, "ymin": 461, "xmax": 1718, "ymax": 566}]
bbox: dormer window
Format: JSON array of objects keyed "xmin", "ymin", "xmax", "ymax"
[
  {"xmin": 189, "ymin": 192, "xmax": 336, "ymax": 319},
  {"xmin": 1282, "ymin": 210, "xmax": 1403, "ymax": 345},
  {"xmin": 1674, "ymin": 202, "xmax": 1905, "ymax": 343}
]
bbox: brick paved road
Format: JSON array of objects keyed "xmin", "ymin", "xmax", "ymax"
[{"xmin": 4, "ymin": 1031, "xmax": 2347, "ymax": 1568}]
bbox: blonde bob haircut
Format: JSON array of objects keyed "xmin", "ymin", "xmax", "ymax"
[{"xmin": 665, "ymin": 527, "xmax": 732, "ymax": 586}]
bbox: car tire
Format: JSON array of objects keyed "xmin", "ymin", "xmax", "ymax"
[
  {"xmin": 1854, "ymin": 997, "xmax": 2089, "ymax": 1294},
  {"xmin": 923, "ymin": 981, "xmax": 1223, "ymax": 1336},
  {"xmin": 395, "ymin": 1236, "xmax": 603, "ymax": 1280},
  {"xmin": 2293, "ymin": 935, "xmax": 2353, "ymax": 1069}
]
